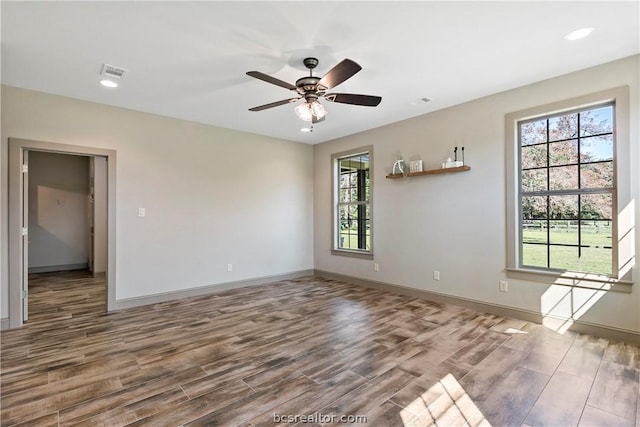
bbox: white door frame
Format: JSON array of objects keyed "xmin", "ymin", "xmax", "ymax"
[{"xmin": 8, "ymin": 138, "xmax": 116, "ymax": 329}]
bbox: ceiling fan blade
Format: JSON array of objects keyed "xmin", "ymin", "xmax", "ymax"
[
  {"xmin": 324, "ymin": 93, "xmax": 382, "ymax": 107},
  {"xmin": 317, "ymin": 59, "xmax": 362, "ymax": 90},
  {"xmin": 248, "ymin": 98, "xmax": 300, "ymax": 112},
  {"xmin": 246, "ymin": 71, "xmax": 297, "ymax": 91}
]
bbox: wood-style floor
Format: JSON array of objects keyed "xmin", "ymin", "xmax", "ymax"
[{"xmin": 1, "ymin": 272, "xmax": 638, "ymax": 426}]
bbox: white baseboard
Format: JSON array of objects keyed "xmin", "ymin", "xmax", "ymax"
[
  {"xmin": 315, "ymin": 269, "xmax": 640, "ymax": 346},
  {"xmin": 0, "ymin": 318, "xmax": 9, "ymax": 331},
  {"xmin": 113, "ymin": 269, "xmax": 315, "ymax": 310}
]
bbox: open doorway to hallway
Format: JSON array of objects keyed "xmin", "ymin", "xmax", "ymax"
[
  {"xmin": 8, "ymin": 138, "xmax": 116, "ymax": 329},
  {"xmin": 26, "ymin": 151, "xmax": 107, "ymax": 321}
]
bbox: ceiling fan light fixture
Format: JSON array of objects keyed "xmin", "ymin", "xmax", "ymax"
[{"xmin": 295, "ymin": 100, "xmax": 326, "ymax": 122}]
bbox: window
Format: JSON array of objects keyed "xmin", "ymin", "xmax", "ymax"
[
  {"xmin": 332, "ymin": 147, "xmax": 372, "ymax": 258},
  {"xmin": 506, "ymin": 86, "xmax": 633, "ymax": 288},
  {"xmin": 518, "ymin": 104, "xmax": 614, "ymax": 275}
]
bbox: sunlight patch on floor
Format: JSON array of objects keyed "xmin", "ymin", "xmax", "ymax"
[
  {"xmin": 399, "ymin": 373, "xmax": 491, "ymax": 426},
  {"xmin": 541, "ymin": 284, "xmax": 606, "ymax": 334}
]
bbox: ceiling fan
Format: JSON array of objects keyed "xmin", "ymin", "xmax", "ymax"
[{"xmin": 246, "ymin": 57, "xmax": 382, "ymax": 124}]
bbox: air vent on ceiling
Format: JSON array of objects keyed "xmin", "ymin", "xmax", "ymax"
[{"xmin": 100, "ymin": 63, "xmax": 128, "ymax": 80}]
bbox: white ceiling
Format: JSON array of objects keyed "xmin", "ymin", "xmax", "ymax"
[{"xmin": 2, "ymin": 1, "xmax": 638, "ymax": 144}]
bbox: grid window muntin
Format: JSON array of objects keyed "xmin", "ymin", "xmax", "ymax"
[
  {"xmin": 334, "ymin": 150, "xmax": 371, "ymax": 254},
  {"xmin": 518, "ymin": 102, "xmax": 615, "ymax": 275}
]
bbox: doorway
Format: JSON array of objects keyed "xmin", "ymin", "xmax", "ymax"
[
  {"xmin": 8, "ymin": 138, "xmax": 116, "ymax": 329},
  {"xmin": 25, "ymin": 151, "xmax": 107, "ymax": 321}
]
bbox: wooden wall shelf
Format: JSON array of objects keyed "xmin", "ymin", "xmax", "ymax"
[{"xmin": 386, "ymin": 165, "xmax": 471, "ymax": 179}]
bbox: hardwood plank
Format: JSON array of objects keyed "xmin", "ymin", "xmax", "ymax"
[
  {"xmin": 318, "ymin": 367, "xmax": 418, "ymax": 418},
  {"xmin": 250, "ymin": 370, "xmax": 368, "ymax": 426},
  {"xmin": 10, "ymin": 412, "xmax": 59, "ymax": 427},
  {"xmin": 184, "ymin": 376, "xmax": 317, "ymax": 427},
  {"xmin": 59, "ymin": 366, "xmax": 206, "ymax": 426},
  {"xmin": 1, "ymin": 377, "xmax": 122, "ymax": 427},
  {"xmin": 126, "ymin": 379, "xmax": 255, "ymax": 426}
]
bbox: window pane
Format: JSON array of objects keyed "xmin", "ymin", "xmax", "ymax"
[
  {"xmin": 549, "ymin": 165, "xmax": 578, "ymax": 190},
  {"xmin": 550, "ymin": 245, "xmax": 578, "ymax": 271},
  {"xmin": 580, "ymin": 194, "xmax": 612, "ymax": 220},
  {"xmin": 522, "ymin": 243, "xmax": 547, "ymax": 268},
  {"xmin": 580, "ymin": 162, "xmax": 613, "ymax": 189},
  {"xmin": 521, "ymin": 144, "xmax": 547, "ymax": 168},
  {"xmin": 580, "ymin": 247, "xmax": 612, "ymax": 275},
  {"xmin": 522, "ymin": 220, "xmax": 545, "ymax": 239},
  {"xmin": 580, "ymin": 135, "xmax": 613, "ymax": 163},
  {"xmin": 338, "ymin": 202, "xmax": 370, "ymax": 251},
  {"xmin": 549, "ymin": 140, "xmax": 578, "ymax": 166},
  {"xmin": 339, "ymin": 232, "xmax": 352, "ymax": 249},
  {"xmin": 339, "ymin": 188, "xmax": 350, "ymax": 202},
  {"xmin": 580, "ymin": 106, "xmax": 613, "ymax": 137},
  {"xmin": 340, "ymin": 172, "xmax": 351, "ymax": 188},
  {"xmin": 350, "ymin": 188, "xmax": 359, "ymax": 202},
  {"xmin": 549, "ymin": 220, "xmax": 578, "ymax": 245},
  {"xmin": 549, "ymin": 195, "xmax": 578, "ymax": 219},
  {"xmin": 522, "ymin": 196, "xmax": 547, "ymax": 219},
  {"xmin": 522, "ymin": 169, "xmax": 547, "ymax": 192},
  {"xmin": 549, "ymin": 113, "xmax": 577, "ymax": 141},
  {"xmin": 523, "ymin": 224, "xmax": 547, "ymax": 244},
  {"xmin": 580, "ymin": 220, "xmax": 612, "ymax": 247},
  {"xmin": 520, "ymin": 119, "xmax": 547, "ymax": 146}
]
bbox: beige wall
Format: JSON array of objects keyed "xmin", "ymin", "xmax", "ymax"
[
  {"xmin": 28, "ymin": 151, "xmax": 90, "ymax": 271},
  {"xmin": 1, "ymin": 86, "xmax": 314, "ymax": 317},
  {"xmin": 314, "ymin": 55, "xmax": 640, "ymax": 335}
]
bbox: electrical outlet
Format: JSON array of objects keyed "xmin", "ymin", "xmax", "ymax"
[
  {"xmin": 433, "ymin": 271, "xmax": 440, "ymax": 281},
  {"xmin": 499, "ymin": 280, "xmax": 508, "ymax": 292},
  {"xmin": 227, "ymin": 264, "xmax": 233, "ymax": 272},
  {"xmin": 138, "ymin": 207, "xmax": 145, "ymax": 217},
  {"xmin": 374, "ymin": 263, "xmax": 379, "ymax": 272}
]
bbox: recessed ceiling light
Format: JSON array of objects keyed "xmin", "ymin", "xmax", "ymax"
[
  {"xmin": 100, "ymin": 79, "xmax": 118, "ymax": 88},
  {"xmin": 300, "ymin": 127, "xmax": 312, "ymax": 133},
  {"xmin": 564, "ymin": 27, "xmax": 594, "ymax": 41}
]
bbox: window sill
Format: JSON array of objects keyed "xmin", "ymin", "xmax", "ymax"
[
  {"xmin": 331, "ymin": 249, "xmax": 374, "ymax": 260},
  {"xmin": 506, "ymin": 268, "xmax": 632, "ymax": 293}
]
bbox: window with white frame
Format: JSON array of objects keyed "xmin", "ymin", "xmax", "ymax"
[
  {"xmin": 518, "ymin": 103, "xmax": 615, "ymax": 275},
  {"xmin": 332, "ymin": 147, "xmax": 372, "ymax": 258},
  {"xmin": 506, "ymin": 87, "xmax": 632, "ymax": 285}
]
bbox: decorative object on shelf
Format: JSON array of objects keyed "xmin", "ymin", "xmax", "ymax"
[
  {"xmin": 409, "ymin": 160, "xmax": 423, "ymax": 173},
  {"xmin": 443, "ymin": 146, "xmax": 464, "ymax": 168},
  {"xmin": 392, "ymin": 159, "xmax": 406, "ymax": 175}
]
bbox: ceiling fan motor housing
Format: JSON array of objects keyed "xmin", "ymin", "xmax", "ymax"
[{"xmin": 296, "ymin": 76, "xmax": 322, "ymax": 94}]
